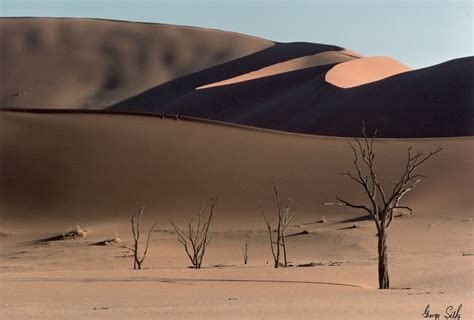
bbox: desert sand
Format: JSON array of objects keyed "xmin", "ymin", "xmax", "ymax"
[
  {"xmin": 325, "ymin": 56, "xmax": 411, "ymax": 88},
  {"xmin": 197, "ymin": 50, "xmax": 355, "ymax": 89},
  {"xmin": 1, "ymin": 111, "xmax": 472, "ymax": 225},
  {"xmin": 2, "ymin": 18, "xmax": 471, "ymax": 137},
  {"xmin": 110, "ymin": 55, "xmax": 473, "ymax": 137},
  {"xmin": 0, "ymin": 111, "xmax": 472, "ymax": 319},
  {"xmin": 0, "ymin": 18, "xmax": 272, "ymax": 109},
  {"xmin": 0, "ymin": 17, "xmax": 472, "ymax": 320}
]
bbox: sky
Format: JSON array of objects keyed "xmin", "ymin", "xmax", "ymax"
[{"xmin": 0, "ymin": 0, "xmax": 472, "ymax": 68}]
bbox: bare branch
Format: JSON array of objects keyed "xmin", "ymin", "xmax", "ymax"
[
  {"xmin": 262, "ymin": 181, "xmax": 295, "ymax": 268},
  {"xmin": 325, "ymin": 197, "xmax": 374, "ymax": 217},
  {"xmin": 138, "ymin": 222, "xmax": 157, "ymax": 264},
  {"xmin": 328, "ymin": 124, "xmax": 442, "ymax": 289},
  {"xmin": 394, "ymin": 206, "xmax": 413, "ymax": 215},
  {"xmin": 170, "ymin": 197, "xmax": 217, "ymax": 269},
  {"xmin": 261, "ymin": 201, "xmax": 277, "ymax": 265},
  {"xmin": 130, "ymin": 207, "xmax": 157, "ymax": 269}
]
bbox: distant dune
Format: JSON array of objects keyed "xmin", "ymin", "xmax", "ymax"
[
  {"xmin": 113, "ymin": 57, "xmax": 474, "ymax": 138},
  {"xmin": 198, "ymin": 50, "xmax": 356, "ymax": 89},
  {"xmin": 2, "ymin": 18, "xmax": 471, "ymax": 138},
  {"xmin": 0, "ymin": 17, "xmax": 272, "ymax": 109},
  {"xmin": 110, "ymin": 41, "xmax": 344, "ymax": 112}
]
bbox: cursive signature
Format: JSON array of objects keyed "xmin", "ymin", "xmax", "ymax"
[{"xmin": 422, "ymin": 304, "xmax": 463, "ymax": 320}]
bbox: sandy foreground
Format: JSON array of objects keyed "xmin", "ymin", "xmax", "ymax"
[
  {"xmin": 1, "ymin": 214, "xmax": 472, "ymax": 319},
  {"xmin": 0, "ymin": 111, "xmax": 473, "ymax": 319}
]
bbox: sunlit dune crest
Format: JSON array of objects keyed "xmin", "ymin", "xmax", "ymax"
[
  {"xmin": 325, "ymin": 56, "xmax": 412, "ymax": 88},
  {"xmin": 197, "ymin": 50, "xmax": 356, "ymax": 89}
]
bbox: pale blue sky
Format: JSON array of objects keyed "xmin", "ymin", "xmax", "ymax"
[{"xmin": 1, "ymin": 0, "xmax": 472, "ymax": 68}]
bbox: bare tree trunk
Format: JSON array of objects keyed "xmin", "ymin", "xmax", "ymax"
[
  {"xmin": 262, "ymin": 181, "xmax": 295, "ymax": 269},
  {"xmin": 281, "ymin": 236, "xmax": 288, "ymax": 267},
  {"xmin": 377, "ymin": 227, "xmax": 389, "ymax": 289},
  {"xmin": 129, "ymin": 207, "xmax": 157, "ymax": 270},
  {"xmin": 133, "ymin": 229, "xmax": 139, "ymax": 269},
  {"xmin": 324, "ymin": 124, "xmax": 441, "ymax": 289},
  {"xmin": 170, "ymin": 197, "xmax": 217, "ymax": 269},
  {"xmin": 242, "ymin": 241, "xmax": 248, "ymax": 265},
  {"xmin": 275, "ymin": 232, "xmax": 280, "ymax": 268}
]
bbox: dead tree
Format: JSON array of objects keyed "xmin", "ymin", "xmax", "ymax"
[
  {"xmin": 129, "ymin": 207, "xmax": 157, "ymax": 270},
  {"xmin": 170, "ymin": 197, "xmax": 217, "ymax": 269},
  {"xmin": 242, "ymin": 240, "xmax": 249, "ymax": 265},
  {"xmin": 261, "ymin": 181, "xmax": 295, "ymax": 268},
  {"xmin": 325, "ymin": 126, "xmax": 441, "ymax": 289}
]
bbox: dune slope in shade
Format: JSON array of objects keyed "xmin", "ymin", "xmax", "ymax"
[
  {"xmin": 1, "ymin": 111, "xmax": 472, "ymax": 228},
  {"xmin": 197, "ymin": 50, "xmax": 355, "ymax": 89},
  {"xmin": 114, "ymin": 57, "xmax": 473, "ymax": 138},
  {"xmin": 110, "ymin": 41, "xmax": 343, "ymax": 112},
  {"xmin": 1, "ymin": 18, "xmax": 472, "ymax": 139},
  {"xmin": 0, "ymin": 17, "xmax": 273, "ymax": 109}
]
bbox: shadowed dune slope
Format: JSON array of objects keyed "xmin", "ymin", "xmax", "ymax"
[
  {"xmin": 0, "ymin": 17, "xmax": 273, "ymax": 109},
  {"xmin": 112, "ymin": 57, "xmax": 474, "ymax": 138},
  {"xmin": 1, "ymin": 111, "xmax": 472, "ymax": 229},
  {"xmin": 310, "ymin": 57, "xmax": 473, "ymax": 137},
  {"xmin": 110, "ymin": 41, "xmax": 343, "ymax": 111},
  {"xmin": 197, "ymin": 50, "xmax": 356, "ymax": 89},
  {"xmin": 2, "ymin": 18, "xmax": 471, "ymax": 138}
]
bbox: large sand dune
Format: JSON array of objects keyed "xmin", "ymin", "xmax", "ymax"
[
  {"xmin": 3, "ymin": 18, "xmax": 471, "ymax": 138},
  {"xmin": 110, "ymin": 41, "xmax": 343, "ymax": 111},
  {"xmin": 0, "ymin": 18, "xmax": 272, "ymax": 109},
  {"xmin": 113, "ymin": 57, "xmax": 474, "ymax": 137},
  {"xmin": 1, "ymin": 110, "xmax": 472, "ymax": 228},
  {"xmin": 197, "ymin": 50, "xmax": 356, "ymax": 89}
]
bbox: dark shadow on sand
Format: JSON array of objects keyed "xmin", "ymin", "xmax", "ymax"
[
  {"xmin": 335, "ymin": 215, "xmax": 372, "ymax": 224},
  {"xmin": 3, "ymin": 277, "xmax": 363, "ymax": 288},
  {"xmin": 18, "ymin": 229, "xmax": 86, "ymax": 246},
  {"xmin": 338, "ymin": 225, "xmax": 362, "ymax": 231}
]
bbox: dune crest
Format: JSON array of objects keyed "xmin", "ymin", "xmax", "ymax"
[
  {"xmin": 197, "ymin": 50, "xmax": 356, "ymax": 89},
  {"xmin": 0, "ymin": 17, "xmax": 273, "ymax": 109},
  {"xmin": 325, "ymin": 56, "xmax": 412, "ymax": 88},
  {"xmin": 338, "ymin": 49, "xmax": 363, "ymax": 58}
]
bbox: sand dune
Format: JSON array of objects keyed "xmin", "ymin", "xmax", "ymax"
[
  {"xmin": 1, "ymin": 110, "xmax": 472, "ymax": 229},
  {"xmin": 338, "ymin": 49, "xmax": 362, "ymax": 58},
  {"xmin": 110, "ymin": 41, "xmax": 343, "ymax": 112},
  {"xmin": 0, "ymin": 17, "xmax": 272, "ymax": 109},
  {"xmin": 1, "ymin": 18, "xmax": 472, "ymax": 139},
  {"xmin": 325, "ymin": 56, "xmax": 411, "ymax": 88},
  {"xmin": 112, "ymin": 57, "xmax": 473, "ymax": 138},
  {"xmin": 198, "ymin": 50, "xmax": 355, "ymax": 89}
]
